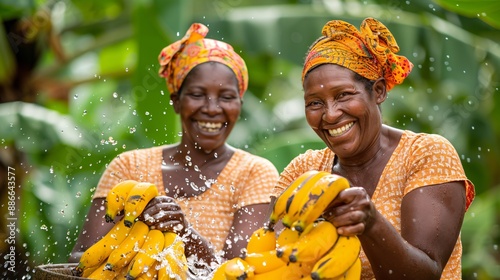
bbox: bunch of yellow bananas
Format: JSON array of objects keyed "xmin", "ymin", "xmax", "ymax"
[
  {"xmin": 212, "ymin": 170, "xmax": 362, "ymax": 280},
  {"xmin": 72, "ymin": 180, "xmax": 189, "ymax": 280}
]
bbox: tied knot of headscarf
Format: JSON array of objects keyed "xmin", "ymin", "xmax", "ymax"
[
  {"xmin": 158, "ymin": 23, "xmax": 248, "ymax": 97},
  {"xmin": 302, "ymin": 17, "xmax": 413, "ymax": 91}
]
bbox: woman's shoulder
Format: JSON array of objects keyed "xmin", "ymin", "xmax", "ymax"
[
  {"xmin": 402, "ymin": 130, "xmax": 455, "ymax": 148},
  {"xmin": 111, "ymin": 145, "xmax": 167, "ymax": 162}
]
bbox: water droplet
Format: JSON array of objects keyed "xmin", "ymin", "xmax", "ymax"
[{"xmin": 113, "ymin": 92, "xmax": 118, "ymax": 98}]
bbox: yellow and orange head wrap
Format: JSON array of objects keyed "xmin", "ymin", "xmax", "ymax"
[
  {"xmin": 302, "ymin": 17, "xmax": 413, "ymax": 91},
  {"xmin": 158, "ymin": 23, "xmax": 248, "ymax": 97}
]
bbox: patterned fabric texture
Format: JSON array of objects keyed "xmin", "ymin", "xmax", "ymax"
[
  {"xmin": 273, "ymin": 130, "xmax": 475, "ymax": 280},
  {"xmin": 303, "ymin": 17, "xmax": 413, "ymax": 91},
  {"xmin": 158, "ymin": 23, "xmax": 248, "ymax": 97},
  {"xmin": 93, "ymin": 146, "xmax": 279, "ymax": 252}
]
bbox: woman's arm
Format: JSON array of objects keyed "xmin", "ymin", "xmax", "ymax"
[
  {"xmin": 222, "ymin": 202, "xmax": 271, "ymax": 259},
  {"xmin": 68, "ymin": 198, "xmax": 116, "ymax": 263},
  {"xmin": 327, "ymin": 182, "xmax": 466, "ymax": 279}
]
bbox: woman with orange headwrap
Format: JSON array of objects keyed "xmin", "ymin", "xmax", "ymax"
[
  {"xmin": 70, "ymin": 23, "xmax": 279, "ymax": 275},
  {"xmin": 272, "ymin": 18, "xmax": 474, "ymax": 279}
]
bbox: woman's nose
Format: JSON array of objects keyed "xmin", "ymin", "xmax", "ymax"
[
  {"xmin": 202, "ymin": 97, "xmax": 222, "ymax": 114},
  {"xmin": 322, "ymin": 101, "xmax": 342, "ymax": 122}
]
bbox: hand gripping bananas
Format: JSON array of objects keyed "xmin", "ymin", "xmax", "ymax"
[
  {"xmin": 73, "ymin": 181, "xmax": 188, "ymax": 280},
  {"xmin": 211, "ymin": 171, "xmax": 361, "ymax": 280}
]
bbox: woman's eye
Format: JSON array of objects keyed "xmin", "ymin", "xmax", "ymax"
[
  {"xmin": 337, "ymin": 92, "xmax": 352, "ymax": 99},
  {"xmin": 188, "ymin": 92, "xmax": 204, "ymax": 98},
  {"xmin": 307, "ymin": 100, "xmax": 322, "ymax": 107},
  {"xmin": 220, "ymin": 93, "xmax": 238, "ymax": 101}
]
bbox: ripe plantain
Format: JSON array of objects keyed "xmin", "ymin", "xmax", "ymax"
[
  {"xmin": 134, "ymin": 260, "xmax": 158, "ymax": 280},
  {"xmin": 292, "ymin": 174, "xmax": 350, "ymax": 232},
  {"xmin": 244, "ymin": 249, "xmax": 286, "ymax": 274},
  {"xmin": 104, "ymin": 220, "xmax": 150, "ymax": 271},
  {"xmin": 123, "ymin": 182, "xmax": 159, "ymax": 227},
  {"xmin": 276, "ymin": 226, "xmax": 300, "ymax": 248},
  {"xmin": 224, "ymin": 257, "xmax": 255, "ymax": 280},
  {"xmin": 126, "ymin": 229, "xmax": 165, "ymax": 280},
  {"xmin": 250, "ymin": 259, "xmax": 314, "ymax": 280},
  {"xmin": 268, "ymin": 170, "xmax": 320, "ymax": 228},
  {"xmin": 159, "ymin": 237, "xmax": 188, "ymax": 280},
  {"xmin": 246, "ymin": 226, "xmax": 276, "ymax": 254},
  {"xmin": 86, "ymin": 261, "xmax": 119, "ymax": 279},
  {"xmin": 74, "ymin": 218, "xmax": 131, "ymax": 276},
  {"xmin": 277, "ymin": 220, "xmax": 338, "ymax": 264},
  {"xmin": 343, "ymin": 256, "xmax": 362, "ymax": 280},
  {"xmin": 211, "ymin": 261, "xmax": 229, "ymax": 280},
  {"xmin": 281, "ymin": 171, "xmax": 331, "ymax": 228},
  {"xmin": 105, "ymin": 179, "xmax": 139, "ymax": 223},
  {"xmin": 310, "ymin": 235, "xmax": 361, "ymax": 280}
]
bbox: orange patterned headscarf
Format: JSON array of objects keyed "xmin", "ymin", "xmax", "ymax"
[
  {"xmin": 158, "ymin": 23, "xmax": 248, "ymax": 97},
  {"xmin": 303, "ymin": 18, "xmax": 413, "ymax": 91}
]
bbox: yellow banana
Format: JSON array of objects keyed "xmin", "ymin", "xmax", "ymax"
[
  {"xmin": 246, "ymin": 226, "xmax": 276, "ymax": 254},
  {"xmin": 224, "ymin": 257, "xmax": 255, "ymax": 280},
  {"xmin": 251, "ymin": 264, "xmax": 288, "ymax": 280},
  {"xmin": 115, "ymin": 263, "xmax": 130, "ymax": 280},
  {"xmin": 211, "ymin": 261, "xmax": 229, "ymax": 280},
  {"xmin": 104, "ymin": 220, "xmax": 150, "ymax": 271},
  {"xmin": 159, "ymin": 237, "xmax": 188, "ymax": 280},
  {"xmin": 244, "ymin": 249, "xmax": 286, "ymax": 274},
  {"xmin": 277, "ymin": 220, "xmax": 338, "ymax": 264},
  {"xmin": 250, "ymin": 259, "xmax": 314, "ymax": 280},
  {"xmin": 281, "ymin": 171, "xmax": 331, "ymax": 228},
  {"xmin": 344, "ymin": 257, "xmax": 362, "ymax": 280},
  {"xmin": 126, "ymin": 229, "xmax": 165, "ymax": 279},
  {"xmin": 105, "ymin": 179, "xmax": 139, "ymax": 223},
  {"xmin": 74, "ymin": 218, "xmax": 131, "ymax": 276},
  {"xmin": 291, "ymin": 174, "xmax": 350, "ymax": 232},
  {"xmin": 276, "ymin": 227, "xmax": 300, "ymax": 247},
  {"xmin": 87, "ymin": 261, "xmax": 119, "ymax": 279},
  {"xmin": 310, "ymin": 235, "xmax": 361, "ymax": 280},
  {"xmin": 80, "ymin": 264, "xmax": 100, "ymax": 278},
  {"xmin": 134, "ymin": 260, "xmax": 158, "ymax": 280},
  {"xmin": 123, "ymin": 182, "xmax": 159, "ymax": 227},
  {"xmin": 268, "ymin": 170, "xmax": 320, "ymax": 228},
  {"xmin": 163, "ymin": 231, "xmax": 178, "ymax": 248}
]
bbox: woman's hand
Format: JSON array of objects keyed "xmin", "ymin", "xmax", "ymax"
[
  {"xmin": 138, "ymin": 195, "xmax": 189, "ymax": 235},
  {"xmin": 323, "ymin": 187, "xmax": 376, "ymax": 236}
]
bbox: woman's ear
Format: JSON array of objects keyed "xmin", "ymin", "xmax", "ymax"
[
  {"xmin": 373, "ymin": 78, "xmax": 387, "ymax": 105},
  {"xmin": 170, "ymin": 93, "xmax": 180, "ymax": 113}
]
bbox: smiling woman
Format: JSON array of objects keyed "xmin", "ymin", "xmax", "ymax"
[
  {"xmin": 272, "ymin": 17, "xmax": 475, "ymax": 280},
  {"xmin": 68, "ymin": 22, "xmax": 279, "ymax": 277}
]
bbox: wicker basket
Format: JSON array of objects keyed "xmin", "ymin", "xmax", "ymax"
[{"xmin": 33, "ymin": 263, "xmax": 87, "ymax": 280}]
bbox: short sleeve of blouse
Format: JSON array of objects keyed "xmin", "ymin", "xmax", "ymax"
[
  {"xmin": 238, "ymin": 156, "xmax": 279, "ymax": 206},
  {"xmin": 403, "ymin": 133, "xmax": 475, "ymax": 210}
]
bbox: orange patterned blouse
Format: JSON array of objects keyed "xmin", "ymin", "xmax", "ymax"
[
  {"xmin": 93, "ymin": 146, "xmax": 279, "ymax": 252},
  {"xmin": 273, "ymin": 130, "xmax": 475, "ymax": 280}
]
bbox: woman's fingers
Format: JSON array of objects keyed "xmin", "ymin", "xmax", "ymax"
[{"xmin": 323, "ymin": 187, "xmax": 375, "ymax": 235}]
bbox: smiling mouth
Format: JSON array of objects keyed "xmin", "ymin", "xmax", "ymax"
[
  {"xmin": 197, "ymin": 121, "xmax": 224, "ymax": 132},
  {"xmin": 328, "ymin": 122, "xmax": 354, "ymax": 137}
]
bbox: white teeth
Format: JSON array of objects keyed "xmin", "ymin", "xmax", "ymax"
[
  {"xmin": 328, "ymin": 122, "xmax": 354, "ymax": 137},
  {"xmin": 198, "ymin": 121, "xmax": 223, "ymax": 132}
]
